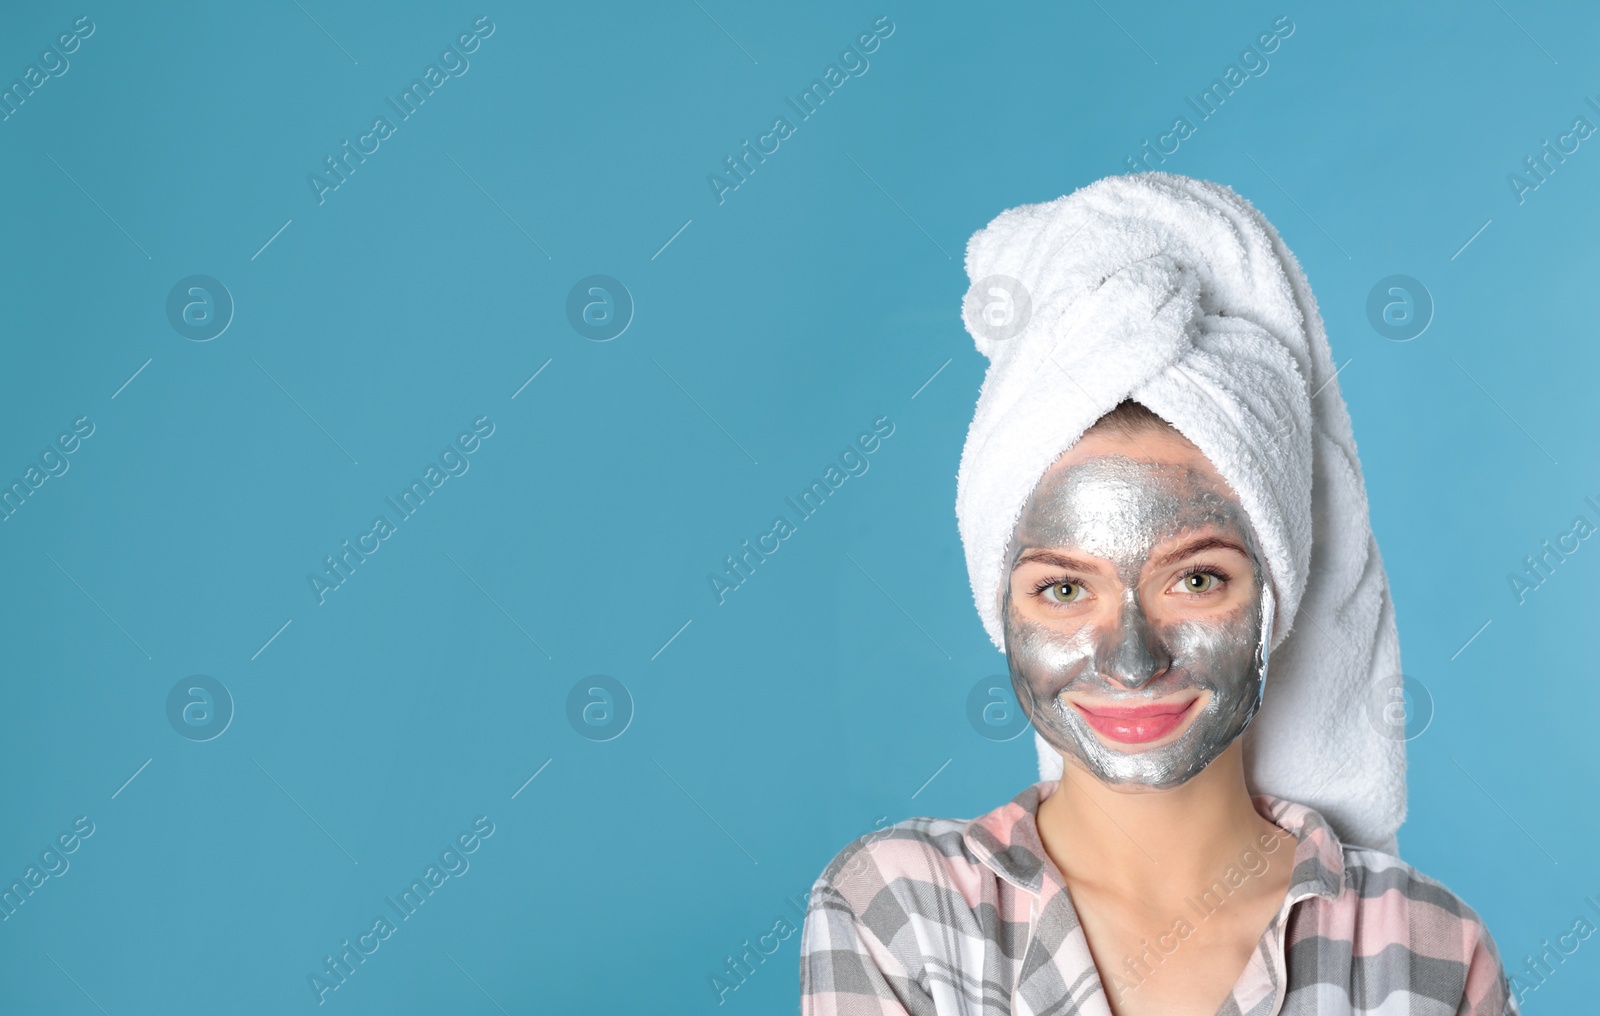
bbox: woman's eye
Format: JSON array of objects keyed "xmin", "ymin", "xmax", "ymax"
[
  {"xmin": 1042, "ymin": 581, "xmax": 1084, "ymax": 604},
  {"xmin": 1175, "ymin": 572, "xmax": 1220, "ymax": 594}
]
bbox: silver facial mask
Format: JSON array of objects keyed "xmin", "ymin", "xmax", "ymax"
[{"xmin": 1002, "ymin": 454, "xmax": 1274, "ymax": 788}]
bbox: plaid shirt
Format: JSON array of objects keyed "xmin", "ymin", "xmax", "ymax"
[{"xmin": 800, "ymin": 780, "xmax": 1515, "ymax": 1015}]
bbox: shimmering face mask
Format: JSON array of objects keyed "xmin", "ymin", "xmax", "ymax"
[{"xmin": 1001, "ymin": 453, "xmax": 1274, "ymax": 789}]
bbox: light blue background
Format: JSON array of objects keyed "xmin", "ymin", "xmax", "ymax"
[{"xmin": 2, "ymin": 1, "xmax": 1594, "ymax": 1012}]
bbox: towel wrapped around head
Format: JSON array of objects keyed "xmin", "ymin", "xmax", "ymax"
[{"xmin": 955, "ymin": 171, "xmax": 1404, "ymax": 852}]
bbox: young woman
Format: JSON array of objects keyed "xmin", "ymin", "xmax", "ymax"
[{"xmin": 800, "ymin": 174, "xmax": 1516, "ymax": 1015}]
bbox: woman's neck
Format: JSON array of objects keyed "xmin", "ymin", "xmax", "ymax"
[{"xmin": 1035, "ymin": 739, "xmax": 1290, "ymax": 902}]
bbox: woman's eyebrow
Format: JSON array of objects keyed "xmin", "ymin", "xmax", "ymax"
[
  {"xmin": 1013, "ymin": 550, "xmax": 1106, "ymax": 573},
  {"xmin": 1152, "ymin": 536, "xmax": 1250, "ymax": 567}
]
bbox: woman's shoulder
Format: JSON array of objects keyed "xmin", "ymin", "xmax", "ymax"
[
  {"xmin": 817, "ymin": 814, "xmax": 974, "ymax": 886},
  {"xmin": 1256, "ymin": 796, "xmax": 1517, "ymax": 1012},
  {"xmin": 810, "ymin": 813, "xmax": 992, "ymax": 914},
  {"xmin": 1331, "ymin": 851, "xmax": 1516, "ymax": 1016},
  {"xmin": 810, "ymin": 781, "xmax": 1056, "ymax": 918},
  {"xmin": 800, "ymin": 815, "xmax": 992, "ymax": 1013},
  {"xmin": 1337, "ymin": 840, "xmax": 1494, "ymax": 927},
  {"xmin": 1317, "ymin": 842, "xmax": 1516, "ymax": 1010},
  {"xmin": 1263, "ymin": 794, "xmax": 1498, "ymax": 937}
]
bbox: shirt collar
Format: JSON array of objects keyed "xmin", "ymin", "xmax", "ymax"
[{"xmin": 962, "ymin": 779, "xmax": 1346, "ymax": 903}]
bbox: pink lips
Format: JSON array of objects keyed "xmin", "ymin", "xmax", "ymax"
[{"xmin": 1072, "ymin": 698, "xmax": 1197, "ymax": 744}]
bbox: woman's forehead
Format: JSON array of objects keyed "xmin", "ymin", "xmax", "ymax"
[
  {"xmin": 1023, "ymin": 454, "xmax": 1243, "ymax": 523},
  {"xmin": 1009, "ymin": 452, "xmax": 1261, "ymax": 565},
  {"xmin": 1046, "ymin": 423, "xmax": 1225, "ymax": 486}
]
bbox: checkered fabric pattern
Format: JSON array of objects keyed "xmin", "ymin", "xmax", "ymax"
[{"xmin": 800, "ymin": 780, "xmax": 1515, "ymax": 1015}]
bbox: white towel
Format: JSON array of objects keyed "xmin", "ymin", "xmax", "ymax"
[{"xmin": 954, "ymin": 171, "xmax": 1404, "ymax": 853}]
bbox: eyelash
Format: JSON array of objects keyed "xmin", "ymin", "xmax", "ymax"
[
  {"xmin": 1029, "ymin": 574, "xmax": 1085, "ymax": 600},
  {"xmin": 1174, "ymin": 563, "xmax": 1232, "ymax": 591},
  {"xmin": 1027, "ymin": 564, "xmax": 1232, "ymax": 604}
]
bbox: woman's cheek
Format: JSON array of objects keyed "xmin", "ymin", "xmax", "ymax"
[
  {"xmin": 1155, "ymin": 612, "xmax": 1262, "ymax": 696},
  {"xmin": 1007, "ymin": 618, "xmax": 1095, "ymax": 695}
]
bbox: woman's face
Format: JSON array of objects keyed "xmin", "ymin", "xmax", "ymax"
[{"xmin": 1001, "ymin": 426, "xmax": 1272, "ymax": 790}]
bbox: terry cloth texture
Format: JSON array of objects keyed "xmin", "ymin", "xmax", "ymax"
[{"xmin": 953, "ymin": 172, "xmax": 1404, "ymax": 852}]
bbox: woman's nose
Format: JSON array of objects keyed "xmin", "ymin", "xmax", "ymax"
[{"xmin": 1097, "ymin": 594, "xmax": 1170, "ymax": 688}]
